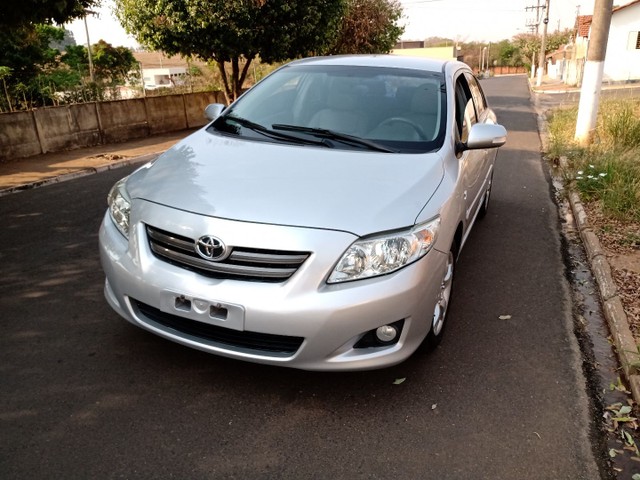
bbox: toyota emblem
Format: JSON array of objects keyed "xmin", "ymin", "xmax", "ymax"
[{"xmin": 195, "ymin": 235, "xmax": 227, "ymax": 261}]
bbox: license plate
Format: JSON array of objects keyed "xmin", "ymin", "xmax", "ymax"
[{"xmin": 159, "ymin": 291, "xmax": 245, "ymax": 331}]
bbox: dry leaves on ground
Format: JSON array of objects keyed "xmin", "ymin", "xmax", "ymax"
[{"xmin": 583, "ymin": 202, "xmax": 640, "ymax": 343}]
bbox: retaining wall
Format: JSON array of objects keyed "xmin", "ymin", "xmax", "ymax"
[{"xmin": 0, "ymin": 90, "xmax": 226, "ymax": 161}]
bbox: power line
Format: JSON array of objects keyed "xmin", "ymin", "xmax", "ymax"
[{"xmin": 525, "ymin": 0, "xmax": 546, "ymax": 34}]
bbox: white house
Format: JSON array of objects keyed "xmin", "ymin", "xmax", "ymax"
[
  {"xmin": 602, "ymin": 0, "xmax": 640, "ymax": 82},
  {"xmin": 142, "ymin": 67, "xmax": 187, "ymax": 89},
  {"xmin": 549, "ymin": 1, "xmax": 640, "ymax": 85}
]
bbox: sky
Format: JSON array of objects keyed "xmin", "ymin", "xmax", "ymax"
[{"xmin": 66, "ymin": 0, "xmax": 599, "ymax": 49}]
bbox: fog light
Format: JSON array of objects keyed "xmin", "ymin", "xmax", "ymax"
[
  {"xmin": 376, "ymin": 325, "xmax": 398, "ymax": 343},
  {"xmin": 354, "ymin": 320, "xmax": 404, "ymax": 349}
]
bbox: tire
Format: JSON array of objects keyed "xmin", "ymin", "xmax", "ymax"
[
  {"xmin": 424, "ymin": 240, "xmax": 457, "ymax": 350},
  {"xmin": 478, "ymin": 170, "xmax": 494, "ymax": 219}
]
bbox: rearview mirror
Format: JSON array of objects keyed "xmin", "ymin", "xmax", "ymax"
[
  {"xmin": 465, "ymin": 123, "xmax": 507, "ymax": 150},
  {"xmin": 204, "ymin": 103, "xmax": 226, "ymax": 121}
]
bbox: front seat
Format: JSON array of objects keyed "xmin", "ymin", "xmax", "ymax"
[
  {"xmin": 405, "ymin": 83, "xmax": 440, "ymax": 140},
  {"xmin": 308, "ymin": 78, "xmax": 367, "ymax": 136}
]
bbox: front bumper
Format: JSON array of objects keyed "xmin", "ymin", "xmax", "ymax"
[{"xmin": 99, "ymin": 200, "xmax": 448, "ymax": 371}]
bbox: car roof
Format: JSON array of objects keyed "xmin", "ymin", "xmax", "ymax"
[{"xmin": 288, "ymin": 54, "xmax": 464, "ymax": 74}]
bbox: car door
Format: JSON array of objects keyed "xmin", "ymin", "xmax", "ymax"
[
  {"xmin": 454, "ymin": 72, "xmax": 488, "ymax": 223},
  {"xmin": 466, "ymin": 72, "xmax": 500, "ymax": 165}
]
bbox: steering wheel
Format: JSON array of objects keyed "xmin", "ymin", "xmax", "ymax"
[{"xmin": 375, "ymin": 117, "xmax": 427, "ymax": 140}]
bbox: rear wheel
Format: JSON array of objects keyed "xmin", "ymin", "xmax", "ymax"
[{"xmin": 424, "ymin": 241, "xmax": 457, "ymax": 350}]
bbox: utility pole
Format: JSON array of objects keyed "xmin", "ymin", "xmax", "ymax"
[
  {"xmin": 525, "ymin": 0, "xmax": 544, "ymax": 34},
  {"xmin": 525, "ymin": 1, "xmax": 544, "ymax": 79},
  {"xmin": 574, "ymin": 0, "xmax": 613, "ymax": 145},
  {"xmin": 83, "ymin": 13, "xmax": 95, "ymax": 83},
  {"xmin": 536, "ymin": 0, "xmax": 550, "ymax": 87}
]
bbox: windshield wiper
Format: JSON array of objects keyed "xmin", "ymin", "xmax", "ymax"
[
  {"xmin": 272, "ymin": 124, "xmax": 397, "ymax": 153},
  {"xmin": 216, "ymin": 115, "xmax": 327, "ymax": 147}
]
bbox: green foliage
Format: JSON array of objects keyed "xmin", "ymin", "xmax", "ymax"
[
  {"xmin": 548, "ymin": 99, "xmax": 640, "ymax": 222},
  {"xmin": 546, "ymin": 106, "xmax": 579, "ymax": 160},
  {"xmin": 62, "ymin": 45, "xmax": 90, "ymax": 77},
  {"xmin": 546, "ymin": 30, "xmax": 574, "ymax": 55},
  {"xmin": 49, "ymin": 29, "xmax": 78, "ymax": 51},
  {"xmin": 600, "ymin": 102, "xmax": 640, "ymax": 150},
  {"xmin": 0, "ymin": 23, "xmax": 67, "ymax": 110},
  {"xmin": 0, "ymin": 24, "xmax": 139, "ymax": 111},
  {"xmin": 114, "ymin": 0, "xmax": 346, "ymax": 102},
  {"xmin": 512, "ymin": 29, "xmax": 573, "ymax": 64},
  {"xmin": 328, "ymin": 0, "xmax": 404, "ymax": 55},
  {"xmin": 92, "ymin": 40, "xmax": 139, "ymax": 86},
  {"xmin": 0, "ymin": 24, "xmax": 64, "ymax": 83},
  {"xmin": 496, "ymin": 40, "xmax": 520, "ymax": 66},
  {"xmin": 0, "ymin": 0, "xmax": 99, "ymax": 27}
]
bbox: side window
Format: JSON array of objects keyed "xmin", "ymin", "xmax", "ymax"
[
  {"xmin": 454, "ymin": 75, "xmax": 476, "ymax": 144},
  {"xmin": 465, "ymin": 73, "xmax": 487, "ymax": 117}
]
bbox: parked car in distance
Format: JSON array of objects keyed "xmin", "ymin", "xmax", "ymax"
[{"xmin": 100, "ymin": 55, "xmax": 507, "ymax": 371}]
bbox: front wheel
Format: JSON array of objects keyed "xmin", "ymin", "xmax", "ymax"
[{"xmin": 424, "ymin": 242, "xmax": 457, "ymax": 350}]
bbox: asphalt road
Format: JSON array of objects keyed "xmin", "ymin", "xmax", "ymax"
[{"xmin": 0, "ymin": 76, "xmax": 603, "ymax": 479}]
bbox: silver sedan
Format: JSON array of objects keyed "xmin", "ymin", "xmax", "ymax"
[{"xmin": 99, "ymin": 55, "xmax": 506, "ymax": 371}]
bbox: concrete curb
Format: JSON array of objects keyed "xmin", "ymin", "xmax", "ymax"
[
  {"xmin": 567, "ymin": 178, "xmax": 640, "ymax": 384},
  {"xmin": 568, "ymin": 175, "xmax": 640, "ymax": 400},
  {"xmin": 0, "ymin": 152, "xmax": 160, "ymax": 197},
  {"xmin": 530, "ymin": 76, "xmax": 640, "ymax": 401}
]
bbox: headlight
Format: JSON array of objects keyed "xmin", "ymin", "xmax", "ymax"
[
  {"xmin": 328, "ymin": 218, "xmax": 440, "ymax": 284},
  {"xmin": 107, "ymin": 177, "xmax": 131, "ymax": 238}
]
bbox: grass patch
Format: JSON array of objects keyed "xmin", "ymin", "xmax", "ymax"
[{"xmin": 548, "ymin": 98, "xmax": 640, "ymax": 223}]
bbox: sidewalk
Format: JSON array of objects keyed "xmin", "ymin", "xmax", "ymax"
[
  {"xmin": 529, "ymin": 73, "xmax": 640, "ymax": 94},
  {"xmin": 528, "ymin": 74, "xmax": 582, "ymax": 94},
  {"xmin": 0, "ymin": 129, "xmax": 194, "ymax": 196}
]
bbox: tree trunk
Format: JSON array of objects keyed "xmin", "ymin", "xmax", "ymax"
[
  {"xmin": 2, "ymin": 78, "xmax": 12, "ymax": 112},
  {"xmin": 216, "ymin": 56, "xmax": 256, "ymax": 104},
  {"xmin": 238, "ymin": 56, "xmax": 254, "ymax": 96},
  {"xmin": 216, "ymin": 60, "xmax": 233, "ymax": 105},
  {"xmin": 231, "ymin": 57, "xmax": 240, "ymax": 100}
]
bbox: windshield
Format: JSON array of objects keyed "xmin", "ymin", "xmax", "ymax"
[{"xmin": 209, "ymin": 64, "xmax": 447, "ymax": 154}]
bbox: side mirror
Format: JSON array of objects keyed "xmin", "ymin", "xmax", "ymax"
[
  {"xmin": 204, "ymin": 103, "xmax": 225, "ymax": 121},
  {"xmin": 465, "ymin": 123, "xmax": 507, "ymax": 150}
]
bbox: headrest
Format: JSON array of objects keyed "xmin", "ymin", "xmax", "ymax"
[{"xmin": 410, "ymin": 83, "xmax": 439, "ymax": 115}]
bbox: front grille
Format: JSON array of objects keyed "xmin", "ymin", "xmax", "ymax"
[
  {"xmin": 133, "ymin": 300, "xmax": 304, "ymax": 357},
  {"xmin": 146, "ymin": 225, "xmax": 309, "ymax": 282}
]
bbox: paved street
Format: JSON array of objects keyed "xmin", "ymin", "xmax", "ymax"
[{"xmin": 0, "ymin": 75, "xmax": 603, "ymax": 479}]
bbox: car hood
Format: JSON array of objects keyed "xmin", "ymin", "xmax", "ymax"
[{"xmin": 127, "ymin": 129, "xmax": 445, "ymax": 236}]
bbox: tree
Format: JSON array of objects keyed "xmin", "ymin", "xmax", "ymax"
[
  {"xmin": 60, "ymin": 41, "xmax": 139, "ymax": 100},
  {"xmin": 496, "ymin": 40, "xmax": 518, "ymax": 66},
  {"xmin": 0, "ymin": 0, "xmax": 99, "ymax": 28},
  {"xmin": 114, "ymin": 0, "xmax": 345, "ymax": 103},
  {"xmin": 328, "ymin": 0, "xmax": 404, "ymax": 55},
  {"xmin": 62, "ymin": 45, "xmax": 91, "ymax": 78},
  {"xmin": 49, "ymin": 29, "xmax": 77, "ymax": 51},
  {"xmin": 0, "ymin": 67, "xmax": 13, "ymax": 112},
  {"xmin": 92, "ymin": 40, "xmax": 138, "ymax": 87},
  {"xmin": 0, "ymin": 24, "xmax": 64, "ymax": 83},
  {"xmin": 0, "ymin": 24, "xmax": 65, "ymax": 109},
  {"xmin": 512, "ymin": 29, "xmax": 573, "ymax": 64},
  {"xmin": 546, "ymin": 29, "xmax": 573, "ymax": 54}
]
